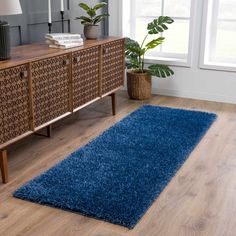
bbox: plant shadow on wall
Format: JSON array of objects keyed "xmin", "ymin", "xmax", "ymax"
[
  {"xmin": 76, "ymin": 2, "xmax": 109, "ymax": 39},
  {"xmin": 125, "ymin": 16, "xmax": 175, "ymax": 100}
]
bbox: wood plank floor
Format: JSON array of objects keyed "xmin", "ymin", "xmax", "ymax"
[{"xmin": 1, "ymin": 91, "xmax": 236, "ymax": 236}]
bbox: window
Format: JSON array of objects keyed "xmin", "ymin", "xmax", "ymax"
[
  {"xmin": 122, "ymin": 0, "xmax": 194, "ymax": 65},
  {"xmin": 201, "ymin": 0, "xmax": 236, "ymax": 70}
]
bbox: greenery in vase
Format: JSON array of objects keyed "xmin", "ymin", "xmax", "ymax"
[
  {"xmin": 125, "ymin": 16, "xmax": 175, "ymax": 78},
  {"xmin": 76, "ymin": 2, "xmax": 109, "ymax": 26}
]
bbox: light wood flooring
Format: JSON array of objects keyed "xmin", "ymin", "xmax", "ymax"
[{"xmin": 1, "ymin": 91, "xmax": 236, "ymax": 236}]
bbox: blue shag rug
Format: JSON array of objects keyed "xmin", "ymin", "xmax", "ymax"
[{"xmin": 13, "ymin": 105, "xmax": 217, "ymax": 229}]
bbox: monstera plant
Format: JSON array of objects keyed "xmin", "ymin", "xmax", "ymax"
[{"xmin": 125, "ymin": 16, "xmax": 174, "ymax": 100}]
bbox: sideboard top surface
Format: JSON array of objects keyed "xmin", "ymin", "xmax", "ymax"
[{"xmin": 0, "ymin": 37, "xmax": 124, "ymax": 70}]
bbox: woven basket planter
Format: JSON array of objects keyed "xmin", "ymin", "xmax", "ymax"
[{"xmin": 127, "ymin": 70, "xmax": 152, "ymax": 100}]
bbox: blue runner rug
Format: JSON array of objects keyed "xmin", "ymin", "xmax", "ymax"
[{"xmin": 13, "ymin": 105, "xmax": 216, "ymax": 229}]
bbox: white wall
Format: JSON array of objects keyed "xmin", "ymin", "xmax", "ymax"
[{"xmin": 108, "ymin": 0, "xmax": 236, "ymax": 104}]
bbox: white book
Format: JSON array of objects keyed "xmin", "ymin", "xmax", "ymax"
[
  {"xmin": 45, "ymin": 39, "xmax": 56, "ymax": 45},
  {"xmin": 49, "ymin": 42, "xmax": 84, "ymax": 49},
  {"xmin": 46, "ymin": 38, "xmax": 84, "ymax": 45},
  {"xmin": 45, "ymin": 33, "xmax": 82, "ymax": 40}
]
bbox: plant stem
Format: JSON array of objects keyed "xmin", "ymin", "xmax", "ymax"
[
  {"xmin": 138, "ymin": 55, "xmax": 142, "ymax": 71},
  {"xmin": 140, "ymin": 33, "xmax": 148, "ymax": 49},
  {"xmin": 140, "ymin": 33, "xmax": 148, "ymax": 72},
  {"xmin": 141, "ymin": 54, "xmax": 145, "ymax": 72}
]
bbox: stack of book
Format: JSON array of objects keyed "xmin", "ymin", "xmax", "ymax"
[{"xmin": 45, "ymin": 33, "xmax": 84, "ymax": 49}]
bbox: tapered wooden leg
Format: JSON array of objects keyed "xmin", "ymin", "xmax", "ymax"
[
  {"xmin": 110, "ymin": 93, "xmax": 116, "ymax": 116},
  {"xmin": 46, "ymin": 125, "xmax": 52, "ymax": 138},
  {"xmin": 0, "ymin": 150, "xmax": 8, "ymax": 184}
]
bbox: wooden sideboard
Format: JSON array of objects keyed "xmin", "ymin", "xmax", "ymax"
[{"xmin": 0, "ymin": 37, "xmax": 125, "ymax": 183}]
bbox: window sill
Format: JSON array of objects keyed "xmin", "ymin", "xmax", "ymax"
[
  {"xmin": 200, "ymin": 62, "xmax": 236, "ymax": 73},
  {"xmin": 145, "ymin": 57, "xmax": 191, "ymax": 68}
]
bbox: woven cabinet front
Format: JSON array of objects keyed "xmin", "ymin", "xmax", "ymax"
[
  {"xmin": 72, "ymin": 46, "xmax": 100, "ymax": 109},
  {"xmin": 31, "ymin": 54, "xmax": 70, "ymax": 128},
  {"xmin": 102, "ymin": 39, "xmax": 125, "ymax": 95},
  {"xmin": 0, "ymin": 65, "xmax": 31, "ymax": 145}
]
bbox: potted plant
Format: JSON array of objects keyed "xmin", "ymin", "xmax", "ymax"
[
  {"xmin": 125, "ymin": 16, "xmax": 175, "ymax": 100},
  {"xmin": 76, "ymin": 2, "xmax": 109, "ymax": 39}
]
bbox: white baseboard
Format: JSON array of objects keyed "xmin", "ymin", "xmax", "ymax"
[
  {"xmin": 152, "ymin": 88, "xmax": 236, "ymax": 105},
  {"xmin": 121, "ymin": 87, "xmax": 236, "ymax": 104}
]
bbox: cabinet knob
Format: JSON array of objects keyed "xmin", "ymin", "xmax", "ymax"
[
  {"xmin": 63, "ymin": 59, "xmax": 70, "ymax": 65},
  {"xmin": 20, "ymin": 71, "xmax": 28, "ymax": 78},
  {"xmin": 73, "ymin": 56, "xmax": 80, "ymax": 63}
]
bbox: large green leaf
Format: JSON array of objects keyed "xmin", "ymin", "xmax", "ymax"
[
  {"xmin": 125, "ymin": 49, "xmax": 139, "ymax": 59},
  {"xmin": 93, "ymin": 14, "xmax": 110, "ymax": 25},
  {"xmin": 126, "ymin": 57, "xmax": 139, "ymax": 69},
  {"xmin": 126, "ymin": 50, "xmax": 139, "ymax": 69},
  {"xmin": 87, "ymin": 9, "xmax": 96, "ymax": 18},
  {"xmin": 76, "ymin": 16, "xmax": 93, "ymax": 24},
  {"xmin": 93, "ymin": 2, "xmax": 107, "ymax": 11},
  {"xmin": 125, "ymin": 38, "xmax": 142, "ymax": 55},
  {"xmin": 147, "ymin": 16, "xmax": 174, "ymax": 35},
  {"xmin": 158, "ymin": 16, "xmax": 174, "ymax": 24},
  {"xmin": 125, "ymin": 38, "xmax": 141, "ymax": 69},
  {"xmin": 125, "ymin": 38, "xmax": 140, "ymax": 48},
  {"xmin": 127, "ymin": 46, "xmax": 141, "ymax": 55},
  {"xmin": 148, "ymin": 64, "xmax": 174, "ymax": 78},
  {"xmin": 145, "ymin": 37, "xmax": 165, "ymax": 50},
  {"xmin": 78, "ymin": 3, "xmax": 90, "ymax": 11}
]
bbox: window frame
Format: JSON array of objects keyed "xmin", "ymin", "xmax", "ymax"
[
  {"xmin": 120, "ymin": 0, "xmax": 197, "ymax": 68},
  {"xmin": 199, "ymin": 0, "xmax": 236, "ymax": 72}
]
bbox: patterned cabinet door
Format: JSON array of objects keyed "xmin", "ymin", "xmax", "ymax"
[
  {"xmin": 101, "ymin": 39, "xmax": 125, "ymax": 95},
  {"xmin": 0, "ymin": 65, "xmax": 31, "ymax": 145},
  {"xmin": 0, "ymin": 97, "xmax": 3, "ymax": 145},
  {"xmin": 31, "ymin": 54, "xmax": 70, "ymax": 128},
  {"xmin": 72, "ymin": 46, "xmax": 100, "ymax": 110}
]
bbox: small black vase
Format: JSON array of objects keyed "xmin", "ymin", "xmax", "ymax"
[{"xmin": 0, "ymin": 22, "xmax": 11, "ymax": 60}]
